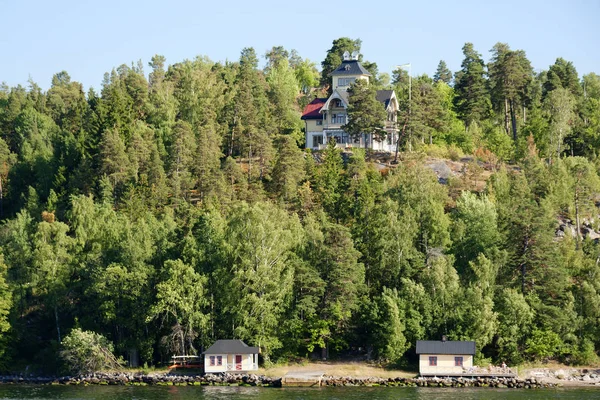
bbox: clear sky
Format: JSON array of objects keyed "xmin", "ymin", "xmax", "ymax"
[{"xmin": 1, "ymin": 0, "xmax": 599, "ymax": 91}]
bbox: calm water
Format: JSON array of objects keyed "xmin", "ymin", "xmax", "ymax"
[{"xmin": 0, "ymin": 385, "xmax": 599, "ymax": 400}]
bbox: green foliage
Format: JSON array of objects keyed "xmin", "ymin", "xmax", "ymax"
[
  {"xmin": 0, "ymin": 255, "xmax": 11, "ymax": 369},
  {"xmin": 147, "ymin": 259, "xmax": 208, "ymax": 355},
  {"xmin": 433, "ymin": 60, "xmax": 452, "ymax": 84},
  {"xmin": 453, "ymin": 43, "xmax": 492, "ymax": 128},
  {"xmin": 0, "ymin": 41, "xmax": 598, "ymax": 371},
  {"xmin": 343, "ymin": 79, "xmax": 387, "ymax": 145},
  {"xmin": 220, "ymin": 202, "xmax": 302, "ymax": 358},
  {"xmin": 320, "ymin": 38, "xmax": 362, "ymax": 87},
  {"xmin": 60, "ymin": 328, "xmax": 123, "ymax": 374},
  {"xmin": 525, "ymin": 329, "xmax": 565, "ymax": 361},
  {"xmin": 372, "ymin": 288, "xmax": 408, "ymax": 363},
  {"xmin": 451, "ymin": 191, "xmax": 500, "ymax": 271}
]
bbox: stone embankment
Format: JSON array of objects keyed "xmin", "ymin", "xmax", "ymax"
[
  {"xmin": 0, "ymin": 372, "xmax": 558, "ymax": 388},
  {"xmin": 321, "ymin": 376, "xmax": 555, "ymax": 388},
  {"xmin": 0, "ymin": 373, "xmax": 282, "ymax": 387}
]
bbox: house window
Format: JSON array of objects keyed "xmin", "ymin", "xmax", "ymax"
[
  {"xmin": 209, "ymin": 356, "xmax": 216, "ymax": 366},
  {"xmin": 217, "ymin": 356, "xmax": 223, "ymax": 366},
  {"xmin": 334, "ymin": 99, "xmax": 343, "ymax": 107},
  {"xmin": 316, "ymin": 120, "xmax": 323, "ymax": 125},
  {"xmin": 331, "ymin": 114, "xmax": 346, "ymax": 124},
  {"xmin": 312, "ymin": 135, "xmax": 324, "ymax": 148},
  {"xmin": 455, "ymin": 356, "xmax": 463, "ymax": 367},
  {"xmin": 338, "ymin": 77, "xmax": 356, "ymax": 87},
  {"xmin": 429, "ymin": 356, "xmax": 437, "ymax": 366}
]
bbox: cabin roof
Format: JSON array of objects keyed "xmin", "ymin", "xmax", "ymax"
[
  {"xmin": 203, "ymin": 339, "xmax": 259, "ymax": 355},
  {"xmin": 416, "ymin": 340, "xmax": 476, "ymax": 355}
]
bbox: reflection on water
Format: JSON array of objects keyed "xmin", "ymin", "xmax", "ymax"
[{"xmin": 0, "ymin": 385, "xmax": 599, "ymax": 400}]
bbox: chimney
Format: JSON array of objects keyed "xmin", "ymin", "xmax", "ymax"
[{"xmin": 442, "ymin": 335, "xmax": 447, "ymax": 342}]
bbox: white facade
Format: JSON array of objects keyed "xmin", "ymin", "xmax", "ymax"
[
  {"xmin": 301, "ymin": 54, "xmax": 398, "ymax": 152},
  {"xmin": 418, "ymin": 354, "xmax": 473, "ymax": 375},
  {"xmin": 204, "ymin": 353, "xmax": 258, "ymax": 373}
]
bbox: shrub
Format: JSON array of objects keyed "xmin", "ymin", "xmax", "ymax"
[
  {"xmin": 525, "ymin": 329, "xmax": 565, "ymax": 362},
  {"xmin": 60, "ymin": 328, "xmax": 123, "ymax": 375}
]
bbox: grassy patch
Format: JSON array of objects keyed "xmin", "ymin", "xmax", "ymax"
[{"xmin": 258, "ymin": 361, "xmax": 416, "ymax": 379}]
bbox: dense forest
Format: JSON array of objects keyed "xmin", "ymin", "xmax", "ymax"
[{"xmin": 0, "ymin": 37, "xmax": 599, "ymax": 373}]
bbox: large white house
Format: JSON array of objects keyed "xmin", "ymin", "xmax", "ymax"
[
  {"xmin": 416, "ymin": 339, "xmax": 476, "ymax": 376},
  {"xmin": 302, "ymin": 51, "xmax": 398, "ymax": 152},
  {"xmin": 203, "ymin": 339, "xmax": 259, "ymax": 373}
]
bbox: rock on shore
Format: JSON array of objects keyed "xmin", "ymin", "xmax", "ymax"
[
  {"xmin": 321, "ymin": 375, "xmax": 556, "ymax": 388},
  {"xmin": 0, "ymin": 372, "xmax": 562, "ymax": 388},
  {"xmin": 0, "ymin": 372, "xmax": 282, "ymax": 387}
]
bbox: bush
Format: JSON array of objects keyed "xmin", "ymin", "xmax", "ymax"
[
  {"xmin": 571, "ymin": 339, "xmax": 599, "ymax": 366},
  {"xmin": 525, "ymin": 329, "xmax": 565, "ymax": 362},
  {"xmin": 60, "ymin": 328, "xmax": 123, "ymax": 375}
]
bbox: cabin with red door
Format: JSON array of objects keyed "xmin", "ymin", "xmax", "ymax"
[{"xmin": 202, "ymin": 339, "xmax": 259, "ymax": 373}]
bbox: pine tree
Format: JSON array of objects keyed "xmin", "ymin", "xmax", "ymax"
[
  {"xmin": 433, "ymin": 60, "xmax": 452, "ymax": 84},
  {"xmin": 320, "ymin": 37, "xmax": 362, "ymax": 87},
  {"xmin": 453, "ymin": 43, "xmax": 491, "ymax": 129},
  {"xmin": 343, "ymin": 79, "xmax": 387, "ymax": 148},
  {"xmin": 488, "ymin": 44, "xmax": 533, "ymax": 142},
  {"xmin": 271, "ymin": 135, "xmax": 305, "ymax": 204}
]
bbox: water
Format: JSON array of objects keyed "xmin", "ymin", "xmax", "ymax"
[{"xmin": 0, "ymin": 385, "xmax": 599, "ymax": 400}]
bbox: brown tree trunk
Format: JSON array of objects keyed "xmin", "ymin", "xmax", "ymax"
[
  {"xmin": 509, "ymin": 99, "xmax": 518, "ymax": 142},
  {"xmin": 575, "ymin": 184, "xmax": 582, "ymax": 249},
  {"xmin": 504, "ymin": 97, "xmax": 510, "ymax": 135}
]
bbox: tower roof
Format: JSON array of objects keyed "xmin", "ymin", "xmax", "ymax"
[{"xmin": 329, "ymin": 60, "xmax": 372, "ymax": 77}]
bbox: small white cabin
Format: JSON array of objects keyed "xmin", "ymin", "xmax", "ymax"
[
  {"xmin": 416, "ymin": 339, "xmax": 476, "ymax": 376},
  {"xmin": 203, "ymin": 339, "xmax": 259, "ymax": 373}
]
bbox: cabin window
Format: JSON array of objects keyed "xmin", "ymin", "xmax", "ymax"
[
  {"xmin": 429, "ymin": 356, "xmax": 437, "ymax": 366},
  {"xmin": 217, "ymin": 356, "xmax": 223, "ymax": 366},
  {"xmin": 209, "ymin": 356, "xmax": 216, "ymax": 366},
  {"xmin": 455, "ymin": 356, "xmax": 463, "ymax": 367},
  {"xmin": 316, "ymin": 120, "xmax": 323, "ymax": 125}
]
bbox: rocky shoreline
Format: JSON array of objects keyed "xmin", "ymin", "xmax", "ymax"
[{"xmin": 0, "ymin": 372, "xmax": 567, "ymax": 389}]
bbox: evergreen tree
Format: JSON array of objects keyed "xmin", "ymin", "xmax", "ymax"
[
  {"xmin": 343, "ymin": 79, "xmax": 387, "ymax": 148},
  {"xmin": 433, "ymin": 60, "xmax": 452, "ymax": 84},
  {"xmin": 320, "ymin": 37, "xmax": 362, "ymax": 87},
  {"xmin": 453, "ymin": 43, "xmax": 491, "ymax": 129},
  {"xmin": 543, "ymin": 57, "xmax": 582, "ymax": 98},
  {"xmin": 488, "ymin": 44, "xmax": 534, "ymax": 142},
  {"xmin": 270, "ymin": 135, "xmax": 305, "ymax": 204}
]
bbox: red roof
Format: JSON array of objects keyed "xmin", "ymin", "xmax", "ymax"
[{"xmin": 301, "ymin": 98, "xmax": 327, "ymax": 120}]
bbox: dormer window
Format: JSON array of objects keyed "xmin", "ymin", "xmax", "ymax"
[
  {"xmin": 334, "ymin": 99, "xmax": 343, "ymax": 108},
  {"xmin": 344, "ymin": 65, "xmax": 351, "ymax": 71}
]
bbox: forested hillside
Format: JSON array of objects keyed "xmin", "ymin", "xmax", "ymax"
[{"xmin": 0, "ymin": 37, "xmax": 599, "ymax": 372}]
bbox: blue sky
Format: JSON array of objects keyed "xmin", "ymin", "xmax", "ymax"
[{"xmin": 1, "ymin": 0, "xmax": 598, "ymax": 91}]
